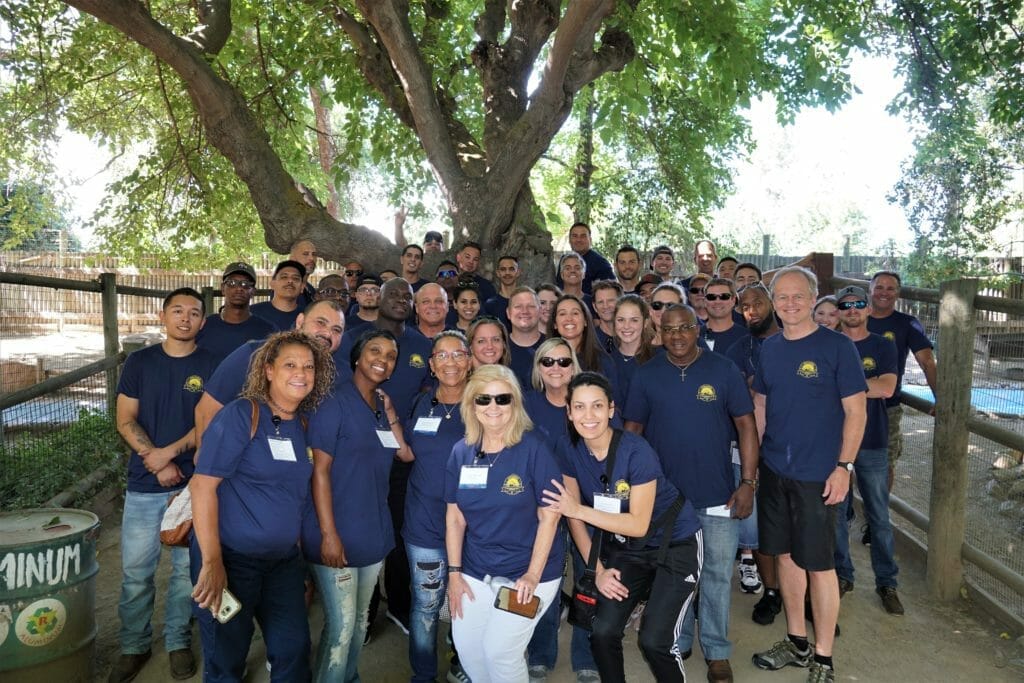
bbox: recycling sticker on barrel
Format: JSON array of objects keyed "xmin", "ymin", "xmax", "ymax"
[
  {"xmin": 15, "ymin": 598, "xmax": 65, "ymax": 647},
  {"xmin": 0, "ymin": 605, "xmax": 10, "ymax": 647}
]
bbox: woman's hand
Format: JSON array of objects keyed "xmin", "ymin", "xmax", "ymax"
[
  {"xmin": 447, "ymin": 572, "xmax": 474, "ymax": 620},
  {"xmin": 541, "ymin": 478, "xmax": 582, "ymax": 519},
  {"xmin": 192, "ymin": 558, "xmax": 228, "ymax": 612},
  {"xmin": 595, "ymin": 566, "xmax": 629, "ymax": 601},
  {"xmin": 377, "ymin": 388, "xmax": 398, "ymax": 424},
  {"xmin": 514, "ymin": 571, "xmax": 540, "ymax": 606},
  {"xmin": 320, "ymin": 532, "xmax": 348, "ymax": 568}
]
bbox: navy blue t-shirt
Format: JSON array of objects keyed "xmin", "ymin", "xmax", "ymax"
[
  {"xmin": 723, "ymin": 333, "xmax": 769, "ymax": 382},
  {"xmin": 117, "ymin": 344, "xmax": 218, "ymax": 493},
  {"xmin": 556, "ymin": 249, "xmax": 615, "ymax": 294},
  {"xmin": 444, "ymin": 431, "xmax": 565, "ymax": 582},
  {"xmin": 338, "ymin": 325, "xmax": 432, "ymax": 419},
  {"xmin": 469, "ymin": 274, "xmax": 497, "ymax": 303},
  {"xmin": 196, "ymin": 313, "xmax": 275, "ymax": 366},
  {"xmin": 623, "ymin": 351, "xmax": 753, "ymax": 509},
  {"xmin": 483, "ymin": 294, "xmax": 511, "ymax": 331},
  {"xmin": 509, "ymin": 336, "xmax": 544, "ymax": 390},
  {"xmin": 204, "ymin": 340, "xmax": 262, "ymax": 405},
  {"xmin": 595, "ymin": 326, "xmax": 616, "ymax": 355},
  {"xmin": 703, "ymin": 323, "xmax": 750, "ymax": 356},
  {"xmin": 853, "ymin": 333, "xmax": 898, "ymax": 450},
  {"xmin": 867, "ymin": 311, "xmax": 932, "ymax": 407},
  {"xmin": 557, "ymin": 431, "xmax": 699, "ymax": 543},
  {"xmin": 403, "ymin": 392, "xmax": 466, "ymax": 549},
  {"xmin": 197, "ymin": 399, "xmax": 312, "ymax": 556},
  {"xmin": 752, "ymin": 327, "xmax": 868, "ymax": 481},
  {"xmin": 524, "ymin": 391, "xmax": 569, "ymax": 443},
  {"xmin": 249, "ymin": 301, "xmax": 301, "ymax": 332},
  {"xmin": 302, "ymin": 381, "xmax": 397, "ymax": 567}
]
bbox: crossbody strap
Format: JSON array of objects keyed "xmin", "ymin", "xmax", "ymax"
[{"xmin": 583, "ymin": 429, "xmax": 624, "ymax": 576}]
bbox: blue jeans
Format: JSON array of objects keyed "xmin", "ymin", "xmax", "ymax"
[
  {"xmin": 677, "ymin": 510, "xmax": 739, "ymax": 660},
  {"xmin": 118, "ymin": 490, "xmax": 192, "ymax": 654},
  {"xmin": 190, "ymin": 543, "xmax": 311, "ymax": 682},
  {"xmin": 834, "ymin": 448, "xmax": 899, "ymax": 588},
  {"xmin": 310, "ymin": 561, "xmax": 382, "ymax": 683},
  {"xmin": 733, "ymin": 463, "xmax": 758, "ymax": 550},
  {"xmin": 406, "ymin": 543, "xmax": 448, "ymax": 683}
]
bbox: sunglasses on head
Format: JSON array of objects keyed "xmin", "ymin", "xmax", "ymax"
[
  {"xmin": 838, "ymin": 300, "xmax": 868, "ymax": 310},
  {"xmin": 474, "ymin": 393, "xmax": 513, "ymax": 406},
  {"xmin": 705, "ymin": 292, "xmax": 733, "ymax": 301},
  {"xmin": 345, "ymin": 269, "xmax": 363, "ymax": 277},
  {"xmin": 437, "ymin": 269, "xmax": 458, "ymax": 279},
  {"xmin": 539, "ymin": 356, "xmax": 573, "ymax": 368}
]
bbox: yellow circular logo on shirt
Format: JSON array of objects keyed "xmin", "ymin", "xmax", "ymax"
[
  {"xmin": 862, "ymin": 357, "xmax": 876, "ymax": 373},
  {"xmin": 697, "ymin": 384, "xmax": 717, "ymax": 402},
  {"xmin": 884, "ymin": 331, "xmax": 895, "ymax": 341},
  {"xmin": 501, "ymin": 474, "xmax": 525, "ymax": 495},
  {"xmin": 184, "ymin": 375, "xmax": 204, "ymax": 393},
  {"xmin": 614, "ymin": 479, "xmax": 631, "ymax": 499},
  {"xmin": 797, "ymin": 361, "xmax": 819, "ymax": 379},
  {"xmin": 409, "ymin": 353, "xmax": 426, "ymax": 369}
]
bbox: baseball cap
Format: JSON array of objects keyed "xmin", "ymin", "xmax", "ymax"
[
  {"xmin": 638, "ymin": 273, "xmax": 661, "ymax": 287},
  {"xmin": 222, "ymin": 261, "xmax": 256, "ymax": 282},
  {"xmin": 357, "ymin": 274, "xmax": 383, "ymax": 289},
  {"xmin": 836, "ymin": 285, "xmax": 868, "ymax": 302},
  {"xmin": 273, "ymin": 260, "xmax": 307, "ymax": 279},
  {"xmin": 424, "ymin": 230, "xmax": 443, "ymax": 244},
  {"xmin": 651, "ymin": 245, "xmax": 675, "ymax": 259}
]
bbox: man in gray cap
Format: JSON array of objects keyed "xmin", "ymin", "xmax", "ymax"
[
  {"xmin": 833, "ymin": 285, "xmax": 903, "ymax": 616},
  {"xmin": 196, "ymin": 262, "xmax": 275, "ymax": 364}
]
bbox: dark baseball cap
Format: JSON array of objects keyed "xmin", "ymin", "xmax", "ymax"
[
  {"xmin": 638, "ymin": 273, "xmax": 661, "ymax": 287},
  {"xmin": 357, "ymin": 274, "xmax": 383, "ymax": 289},
  {"xmin": 273, "ymin": 260, "xmax": 307, "ymax": 279},
  {"xmin": 424, "ymin": 230, "xmax": 443, "ymax": 244},
  {"xmin": 223, "ymin": 261, "xmax": 256, "ymax": 282},
  {"xmin": 651, "ymin": 245, "xmax": 675, "ymax": 259},
  {"xmin": 836, "ymin": 285, "xmax": 868, "ymax": 303}
]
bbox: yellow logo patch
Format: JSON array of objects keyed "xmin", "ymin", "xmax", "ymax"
[
  {"xmin": 501, "ymin": 474, "xmax": 525, "ymax": 495},
  {"xmin": 183, "ymin": 375, "xmax": 204, "ymax": 393},
  {"xmin": 883, "ymin": 331, "xmax": 895, "ymax": 341},
  {"xmin": 797, "ymin": 361, "xmax": 819, "ymax": 379},
  {"xmin": 697, "ymin": 384, "xmax": 717, "ymax": 402},
  {"xmin": 862, "ymin": 357, "xmax": 876, "ymax": 373},
  {"xmin": 409, "ymin": 353, "xmax": 426, "ymax": 369},
  {"xmin": 614, "ymin": 479, "xmax": 631, "ymax": 499}
]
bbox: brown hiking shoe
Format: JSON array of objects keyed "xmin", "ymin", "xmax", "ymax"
[
  {"xmin": 706, "ymin": 658, "xmax": 734, "ymax": 682},
  {"xmin": 108, "ymin": 651, "xmax": 152, "ymax": 683},
  {"xmin": 877, "ymin": 586, "xmax": 905, "ymax": 615},
  {"xmin": 169, "ymin": 648, "xmax": 197, "ymax": 680}
]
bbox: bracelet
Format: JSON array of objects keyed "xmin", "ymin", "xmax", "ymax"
[
  {"xmin": 389, "ymin": 417, "xmax": 399, "ymax": 426},
  {"xmin": 448, "ymin": 566, "xmax": 462, "ymax": 574},
  {"xmin": 741, "ymin": 478, "xmax": 758, "ymax": 491}
]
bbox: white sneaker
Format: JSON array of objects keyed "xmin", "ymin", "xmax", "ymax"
[
  {"xmin": 528, "ymin": 665, "xmax": 548, "ymax": 682},
  {"xmin": 739, "ymin": 557, "xmax": 763, "ymax": 594}
]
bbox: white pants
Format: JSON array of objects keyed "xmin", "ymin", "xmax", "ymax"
[{"xmin": 452, "ymin": 574, "xmax": 561, "ymax": 683}]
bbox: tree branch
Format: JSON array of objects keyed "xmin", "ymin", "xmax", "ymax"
[{"xmin": 182, "ymin": 0, "xmax": 231, "ymax": 55}]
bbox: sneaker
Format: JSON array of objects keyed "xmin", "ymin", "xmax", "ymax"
[
  {"xmin": 626, "ymin": 600, "xmax": 646, "ymax": 631},
  {"xmin": 752, "ymin": 639, "xmax": 812, "ymax": 670},
  {"xmin": 447, "ymin": 662, "xmax": 471, "ymax": 683},
  {"xmin": 752, "ymin": 589, "xmax": 782, "ymax": 625},
  {"xmin": 528, "ymin": 665, "xmax": 548, "ymax": 682},
  {"xmin": 877, "ymin": 586, "xmax": 905, "ymax": 615},
  {"xmin": 108, "ymin": 651, "xmax": 152, "ymax": 683},
  {"xmin": 576, "ymin": 670, "xmax": 600, "ymax": 683},
  {"xmin": 386, "ymin": 609, "xmax": 410, "ymax": 636},
  {"xmin": 739, "ymin": 557, "xmax": 763, "ymax": 594},
  {"xmin": 807, "ymin": 661, "xmax": 835, "ymax": 683},
  {"xmin": 838, "ymin": 577, "xmax": 854, "ymax": 598},
  {"xmin": 861, "ymin": 524, "xmax": 871, "ymax": 545},
  {"xmin": 168, "ymin": 649, "xmax": 196, "ymax": 680},
  {"xmin": 706, "ymin": 658, "xmax": 734, "ymax": 682}
]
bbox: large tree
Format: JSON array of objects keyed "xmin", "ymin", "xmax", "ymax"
[{"xmin": 2, "ymin": 1, "xmax": 873, "ymax": 273}]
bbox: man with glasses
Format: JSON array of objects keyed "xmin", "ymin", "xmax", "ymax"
[
  {"xmin": 315, "ymin": 273, "xmax": 352, "ymax": 313},
  {"xmin": 624, "ymin": 304, "xmax": 758, "ymax": 683},
  {"xmin": 251, "ymin": 260, "xmax": 306, "ymax": 331},
  {"xmin": 400, "ymin": 244, "xmax": 431, "ymax": 292},
  {"xmin": 750, "ymin": 267, "xmax": 866, "ymax": 683},
  {"xmin": 833, "ymin": 286, "xmax": 903, "ymax": 616},
  {"xmin": 703, "ymin": 278, "xmax": 750, "ymax": 353},
  {"xmin": 347, "ymin": 274, "xmax": 382, "ymax": 333},
  {"xmin": 196, "ymin": 262, "xmax": 275, "ymax": 364},
  {"xmin": 343, "ymin": 260, "xmax": 365, "ymax": 292}
]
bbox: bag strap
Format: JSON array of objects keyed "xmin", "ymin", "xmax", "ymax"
[
  {"xmin": 583, "ymin": 429, "xmax": 624, "ymax": 576},
  {"xmin": 653, "ymin": 496, "xmax": 684, "ymax": 566}
]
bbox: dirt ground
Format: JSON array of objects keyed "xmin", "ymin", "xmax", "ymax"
[{"xmin": 68, "ymin": 483, "xmax": 1024, "ymax": 683}]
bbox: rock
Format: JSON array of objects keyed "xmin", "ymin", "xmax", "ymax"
[
  {"xmin": 987, "ymin": 479, "xmax": 1010, "ymax": 499},
  {"xmin": 991, "ymin": 463, "xmax": 1024, "ymax": 482}
]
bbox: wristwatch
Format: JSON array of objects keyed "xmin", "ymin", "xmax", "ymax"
[
  {"xmin": 836, "ymin": 462, "xmax": 854, "ymax": 473},
  {"xmin": 741, "ymin": 478, "xmax": 758, "ymax": 491}
]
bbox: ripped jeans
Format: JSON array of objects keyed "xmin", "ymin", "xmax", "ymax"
[
  {"xmin": 406, "ymin": 542, "xmax": 448, "ymax": 683},
  {"xmin": 309, "ymin": 560, "xmax": 382, "ymax": 683}
]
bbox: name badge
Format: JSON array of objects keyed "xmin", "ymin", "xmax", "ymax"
[
  {"xmin": 376, "ymin": 429, "xmax": 400, "ymax": 448},
  {"xmin": 705, "ymin": 504, "xmax": 732, "ymax": 518},
  {"xmin": 459, "ymin": 465, "xmax": 488, "ymax": 489},
  {"xmin": 593, "ymin": 494, "xmax": 622, "ymax": 514},
  {"xmin": 268, "ymin": 437, "xmax": 297, "ymax": 462},
  {"xmin": 414, "ymin": 417, "xmax": 442, "ymax": 435}
]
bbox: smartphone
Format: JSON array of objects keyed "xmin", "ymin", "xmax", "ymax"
[
  {"xmin": 214, "ymin": 588, "xmax": 242, "ymax": 624},
  {"xmin": 493, "ymin": 585, "xmax": 541, "ymax": 619}
]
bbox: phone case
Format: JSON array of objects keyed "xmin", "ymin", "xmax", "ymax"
[
  {"xmin": 214, "ymin": 588, "xmax": 242, "ymax": 624},
  {"xmin": 493, "ymin": 585, "xmax": 541, "ymax": 619}
]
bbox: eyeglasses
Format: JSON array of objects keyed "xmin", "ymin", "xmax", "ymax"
[
  {"xmin": 357, "ymin": 286, "xmax": 380, "ymax": 295},
  {"xmin": 651, "ymin": 300, "xmax": 677, "ymax": 311},
  {"xmin": 318, "ymin": 287, "xmax": 349, "ymax": 297},
  {"xmin": 705, "ymin": 293, "xmax": 733, "ymax": 301},
  {"xmin": 661, "ymin": 323, "xmax": 699, "ymax": 334},
  {"xmin": 437, "ymin": 269, "xmax": 458, "ymax": 279},
  {"xmin": 474, "ymin": 393, "xmax": 513, "ymax": 406},
  {"xmin": 345, "ymin": 269, "xmax": 363, "ymax": 277},
  {"xmin": 425, "ymin": 239, "xmax": 442, "ymax": 245},
  {"xmin": 838, "ymin": 300, "xmax": 868, "ymax": 310},
  {"xmin": 539, "ymin": 356, "xmax": 573, "ymax": 368},
  {"xmin": 432, "ymin": 350, "xmax": 469, "ymax": 362},
  {"xmin": 223, "ymin": 279, "xmax": 254, "ymax": 289}
]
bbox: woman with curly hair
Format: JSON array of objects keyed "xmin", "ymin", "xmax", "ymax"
[{"xmin": 189, "ymin": 329, "xmax": 335, "ymax": 681}]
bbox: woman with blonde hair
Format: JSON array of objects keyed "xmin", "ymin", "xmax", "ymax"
[{"xmin": 445, "ymin": 365, "xmax": 564, "ymax": 682}]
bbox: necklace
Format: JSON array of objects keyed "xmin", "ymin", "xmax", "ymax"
[
  {"xmin": 666, "ymin": 349, "xmax": 702, "ymax": 382},
  {"xmin": 267, "ymin": 396, "xmax": 297, "ymax": 418},
  {"xmin": 479, "ymin": 448, "xmax": 504, "ymax": 468},
  {"xmin": 431, "ymin": 395, "xmax": 459, "ymax": 420}
]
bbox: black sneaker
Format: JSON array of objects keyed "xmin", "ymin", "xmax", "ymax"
[
  {"xmin": 861, "ymin": 524, "xmax": 871, "ymax": 545},
  {"xmin": 752, "ymin": 589, "xmax": 782, "ymax": 625},
  {"xmin": 877, "ymin": 586, "xmax": 905, "ymax": 615},
  {"xmin": 838, "ymin": 577, "xmax": 854, "ymax": 598},
  {"xmin": 108, "ymin": 651, "xmax": 152, "ymax": 683}
]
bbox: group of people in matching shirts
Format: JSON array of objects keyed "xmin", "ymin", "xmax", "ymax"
[{"xmin": 108, "ymin": 226, "xmax": 937, "ymax": 683}]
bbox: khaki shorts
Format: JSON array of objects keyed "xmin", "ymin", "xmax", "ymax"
[{"xmin": 887, "ymin": 404, "xmax": 903, "ymax": 465}]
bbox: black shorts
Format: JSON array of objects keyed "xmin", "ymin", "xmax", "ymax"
[{"xmin": 757, "ymin": 464, "xmax": 836, "ymax": 571}]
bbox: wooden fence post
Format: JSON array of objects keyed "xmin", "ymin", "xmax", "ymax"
[
  {"xmin": 100, "ymin": 273, "xmax": 120, "ymax": 415},
  {"xmin": 926, "ymin": 277, "xmax": 979, "ymax": 600},
  {"xmin": 202, "ymin": 286, "xmax": 215, "ymax": 318}
]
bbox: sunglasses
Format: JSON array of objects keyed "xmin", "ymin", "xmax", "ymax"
[
  {"xmin": 651, "ymin": 300, "xmax": 677, "ymax": 310},
  {"xmin": 345, "ymin": 269, "xmax": 363, "ymax": 277},
  {"xmin": 317, "ymin": 288, "xmax": 350, "ymax": 298},
  {"xmin": 223, "ymin": 279, "xmax": 254, "ymax": 289},
  {"xmin": 838, "ymin": 300, "xmax": 868, "ymax": 310},
  {"xmin": 738, "ymin": 282, "xmax": 769, "ymax": 295},
  {"xmin": 474, "ymin": 393, "xmax": 513, "ymax": 406},
  {"xmin": 432, "ymin": 350, "xmax": 469, "ymax": 362},
  {"xmin": 688, "ymin": 287, "xmax": 705, "ymax": 294},
  {"xmin": 437, "ymin": 269, "xmax": 458, "ymax": 279},
  {"xmin": 539, "ymin": 356, "xmax": 573, "ymax": 368},
  {"xmin": 705, "ymin": 293, "xmax": 733, "ymax": 301}
]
